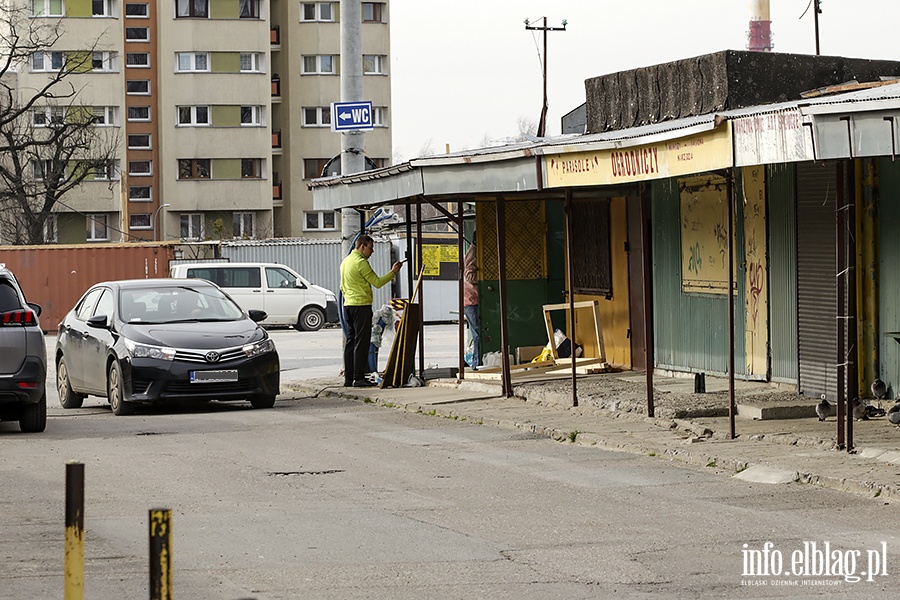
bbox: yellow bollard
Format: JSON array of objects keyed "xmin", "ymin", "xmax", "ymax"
[
  {"xmin": 64, "ymin": 461, "xmax": 84, "ymax": 600},
  {"xmin": 149, "ymin": 508, "xmax": 172, "ymax": 600}
]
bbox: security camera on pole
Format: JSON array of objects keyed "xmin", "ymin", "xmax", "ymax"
[{"xmin": 338, "ymin": 0, "xmax": 370, "ymax": 256}]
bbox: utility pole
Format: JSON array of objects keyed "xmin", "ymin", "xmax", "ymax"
[
  {"xmin": 813, "ymin": 0, "xmax": 822, "ymax": 55},
  {"xmin": 340, "ymin": 0, "xmax": 364, "ymax": 256},
  {"xmin": 525, "ymin": 17, "xmax": 566, "ymax": 138}
]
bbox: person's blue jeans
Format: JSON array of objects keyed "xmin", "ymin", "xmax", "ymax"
[{"xmin": 464, "ymin": 304, "xmax": 480, "ymax": 368}]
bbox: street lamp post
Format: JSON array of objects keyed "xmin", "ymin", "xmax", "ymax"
[{"xmin": 153, "ymin": 203, "xmax": 171, "ymax": 241}]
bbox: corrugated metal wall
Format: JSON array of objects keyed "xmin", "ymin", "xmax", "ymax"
[
  {"xmin": 221, "ymin": 239, "xmax": 395, "ymax": 309},
  {"xmin": 877, "ymin": 158, "xmax": 900, "ymax": 397},
  {"xmin": 652, "ymin": 178, "xmax": 736, "ymax": 374},
  {"xmin": 796, "ymin": 161, "xmax": 838, "ymax": 399},
  {"xmin": 0, "ymin": 243, "xmax": 173, "ymax": 332},
  {"xmin": 766, "ymin": 163, "xmax": 799, "ymax": 383}
]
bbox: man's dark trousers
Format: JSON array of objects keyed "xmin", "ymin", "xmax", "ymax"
[{"xmin": 343, "ymin": 305, "xmax": 373, "ymax": 384}]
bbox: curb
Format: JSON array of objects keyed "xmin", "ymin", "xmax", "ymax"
[{"xmin": 282, "ymin": 382, "xmax": 900, "ymax": 504}]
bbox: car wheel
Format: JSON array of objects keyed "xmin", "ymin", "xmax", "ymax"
[
  {"xmin": 250, "ymin": 394, "xmax": 276, "ymax": 409},
  {"xmin": 57, "ymin": 357, "xmax": 85, "ymax": 409},
  {"xmin": 19, "ymin": 392, "xmax": 47, "ymax": 433},
  {"xmin": 108, "ymin": 361, "xmax": 134, "ymax": 416},
  {"xmin": 295, "ymin": 307, "xmax": 325, "ymax": 332}
]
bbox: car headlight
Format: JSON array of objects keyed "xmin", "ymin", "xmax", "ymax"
[
  {"xmin": 243, "ymin": 338, "xmax": 275, "ymax": 358},
  {"xmin": 124, "ymin": 338, "xmax": 176, "ymax": 361},
  {"xmin": 326, "ymin": 293, "xmax": 336, "ymax": 302}
]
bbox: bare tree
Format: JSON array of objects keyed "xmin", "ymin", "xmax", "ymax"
[{"xmin": 0, "ymin": 5, "xmax": 119, "ymax": 244}]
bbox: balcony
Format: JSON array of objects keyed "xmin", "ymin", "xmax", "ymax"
[
  {"xmin": 272, "ymin": 130, "xmax": 282, "ymax": 152},
  {"xmin": 270, "ymin": 26, "xmax": 280, "ymax": 46},
  {"xmin": 272, "ymin": 182, "xmax": 282, "ymax": 201},
  {"xmin": 271, "ymin": 75, "xmax": 281, "ymax": 101}
]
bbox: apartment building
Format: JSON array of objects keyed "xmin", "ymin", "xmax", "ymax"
[{"xmin": 12, "ymin": 0, "xmax": 391, "ymax": 243}]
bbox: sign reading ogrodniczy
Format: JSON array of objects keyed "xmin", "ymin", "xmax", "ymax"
[{"xmin": 331, "ymin": 101, "xmax": 374, "ymax": 132}]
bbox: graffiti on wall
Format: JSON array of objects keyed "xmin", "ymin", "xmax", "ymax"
[
  {"xmin": 743, "ymin": 166, "xmax": 769, "ymax": 378},
  {"xmin": 680, "ymin": 175, "xmax": 729, "ymax": 294}
]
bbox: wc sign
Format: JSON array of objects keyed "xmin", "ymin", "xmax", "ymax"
[{"xmin": 331, "ymin": 101, "xmax": 374, "ymax": 132}]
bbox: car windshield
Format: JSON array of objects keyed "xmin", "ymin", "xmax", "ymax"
[{"xmin": 119, "ymin": 285, "xmax": 244, "ymax": 324}]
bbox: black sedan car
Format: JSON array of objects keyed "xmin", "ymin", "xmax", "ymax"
[{"xmin": 56, "ymin": 279, "xmax": 280, "ymax": 415}]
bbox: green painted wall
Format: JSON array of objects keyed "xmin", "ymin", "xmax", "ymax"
[
  {"xmin": 214, "ymin": 158, "xmax": 241, "ymax": 179},
  {"xmin": 57, "ymin": 214, "xmax": 86, "ymax": 244},
  {"xmin": 877, "ymin": 158, "xmax": 900, "ymax": 396},
  {"xmin": 651, "ymin": 177, "xmax": 746, "ymax": 375},
  {"xmin": 66, "ymin": 0, "xmax": 91, "ymax": 17},
  {"xmin": 210, "ymin": 0, "xmax": 238, "ymax": 19},
  {"xmin": 211, "ymin": 52, "xmax": 240, "ymax": 73},
  {"xmin": 211, "ymin": 105, "xmax": 241, "ymax": 127}
]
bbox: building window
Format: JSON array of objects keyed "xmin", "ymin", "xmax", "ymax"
[
  {"xmin": 362, "ymin": 54, "xmax": 385, "ymax": 75},
  {"xmin": 129, "ymin": 185, "xmax": 151, "ymax": 201},
  {"xmin": 32, "ymin": 107, "xmax": 64, "ymax": 127},
  {"xmin": 301, "ymin": 2, "xmax": 332, "ymax": 21},
  {"xmin": 362, "ymin": 2, "xmax": 384, "ymax": 22},
  {"xmin": 571, "ymin": 198, "xmax": 612, "ymax": 295},
  {"xmin": 233, "ymin": 212, "xmax": 254, "ymax": 238},
  {"xmin": 129, "ymin": 160, "xmax": 151, "ymax": 175},
  {"xmin": 32, "ymin": 52, "xmax": 64, "ymax": 72},
  {"xmin": 239, "ymin": 53, "xmax": 262, "ymax": 73},
  {"xmin": 178, "ymin": 159, "xmax": 211, "ymax": 179},
  {"xmin": 303, "ymin": 158, "xmax": 330, "ymax": 179},
  {"xmin": 90, "ymin": 51, "xmax": 117, "ymax": 72},
  {"xmin": 86, "ymin": 214, "xmax": 109, "ymax": 241},
  {"xmin": 126, "ymin": 52, "xmax": 149, "ymax": 67},
  {"xmin": 176, "ymin": 52, "xmax": 208, "ymax": 72},
  {"xmin": 126, "ymin": 80, "xmax": 150, "ymax": 94},
  {"xmin": 127, "ymin": 106, "xmax": 150, "ymax": 121},
  {"xmin": 177, "ymin": 106, "xmax": 210, "ymax": 126},
  {"xmin": 43, "ymin": 215, "xmax": 58, "ymax": 243},
  {"xmin": 175, "ymin": 0, "xmax": 207, "ymax": 18},
  {"xmin": 127, "ymin": 134, "xmax": 150, "ymax": 149},
  {"xmin": 239, "ymin": 0, "xmax": 259, "ymax": 18},
  {"xmin": 32, "ymin": 0, "xmax": 64, "ymax": 17},
  {"xmin": 92, "ymin": 160, "xmax": 117, "ymax": 180},
  {"xmin": 304, "ymin": 210, "xmax": 336, "ymax": 231},
  {"xmin": 373, "ymin": 106, "xmax": 387, "ymax": 127},
  {"xmin": 181, "ymin": 213, "xmax": 202, "ymax": 240},
  {"xmin": 125, "ymin": 27, "xmax": 149, "ymax": 41},
  {"xmin": 301, "ymin": 55, "xmax": 335, "ymax": 74},
  {"xmin": 32, "ymin": 160, "xmax": 64, "ymax": 181},
  {"xmin": 240, "ymin": 105, "xmax": 262, "ymax": 126},
  {"xmin": 129, "ymin": 214, "xmax": 151, "ymax": 229},
  {"xmin": 301, "ymin": 106, "xmax": 331, "ymax": 127},
  {"xmin": 92, "ymin": 106, "xmax": 117, "ymax": 126},
  {"xmin": 125, "ymin": 2, "xmax": 148, "ymax": 16},
  {"xmin": 241, "ymin": 159, "xmax": 262, "ymax": 179},
  {"xmin": 92, "ymin": 0, "xmax": 114, "ymax": 17}
]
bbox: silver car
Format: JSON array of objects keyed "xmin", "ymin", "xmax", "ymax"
[{"xmin": 0, "ymin": 265, "xmax": 47, "ymax": 433}]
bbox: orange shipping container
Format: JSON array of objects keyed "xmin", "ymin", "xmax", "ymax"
[{"xmin": 0, "ymin": 243, "xmax": 174, "ymax": 332}]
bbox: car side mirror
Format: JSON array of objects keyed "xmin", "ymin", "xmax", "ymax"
[
  {"xmin": 87, "ymin": 314, "xmax": 109, "ymax": 329},
  {"xmin": 248, "ymin": 309, "xmax": 268, "ymax": 323},
  {"xmin": 295, "ymin": 278, "xmax": 307, "ymax": 289},
  {"xmin": 27, "ymin": 302, "xmax": 42, "ymax": 317}
]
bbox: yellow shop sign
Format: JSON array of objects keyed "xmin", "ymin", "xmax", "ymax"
[{"xmin": 544, "ymin": 123, "xmax": 733, "ymax": 187}]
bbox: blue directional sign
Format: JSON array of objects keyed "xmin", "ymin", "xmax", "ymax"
[{"xmin": 331, "ymin": 101, "xmax": 374, "ymax": 132}]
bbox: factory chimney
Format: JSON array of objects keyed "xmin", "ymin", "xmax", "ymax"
[{"xmin": 748, "ymin": 0, "xmax": 773, "ymax": 52}]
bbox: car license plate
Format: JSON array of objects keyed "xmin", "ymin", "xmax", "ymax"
[{"xmin": 190, "ymin": 370, "xmax": 238, "ymax": 383}]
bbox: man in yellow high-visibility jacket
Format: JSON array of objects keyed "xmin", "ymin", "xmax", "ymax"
[{"xmin": 340, "ymin": 234, "xmax": 401, "ymax": 387}]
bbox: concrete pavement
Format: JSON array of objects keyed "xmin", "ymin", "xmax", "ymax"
[{"xmin": 284, "ymin": 370, "xmax": 900, "ymax": 503}]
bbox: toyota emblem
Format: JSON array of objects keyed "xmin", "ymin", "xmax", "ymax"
[{"xmin": 205, "ymin": 351, "xmax": 221, "ymax": 363}]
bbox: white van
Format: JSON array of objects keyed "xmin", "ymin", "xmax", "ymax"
[{"xmin": 169, "ymin": 262, "xmax": 338, "ymax": 331}]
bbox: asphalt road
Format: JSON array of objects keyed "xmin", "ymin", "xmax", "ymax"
[{"xmin": 2, "ymin": 326, "xmax": 897, "ymax": 598}]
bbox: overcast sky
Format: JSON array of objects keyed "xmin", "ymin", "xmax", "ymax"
[{"xmin": 388, "ymin": 0, "xmax": 898, "ymax": 162}]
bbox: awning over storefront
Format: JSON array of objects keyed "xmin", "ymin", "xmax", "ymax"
[{"xmin": 311, "ymin": 81, "xmax": 900, "ymax": 211}]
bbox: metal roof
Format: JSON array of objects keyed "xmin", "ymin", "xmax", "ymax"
[{"xmin": 311, "ymin": 81, "xmax": 900, "ymax": 211}]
